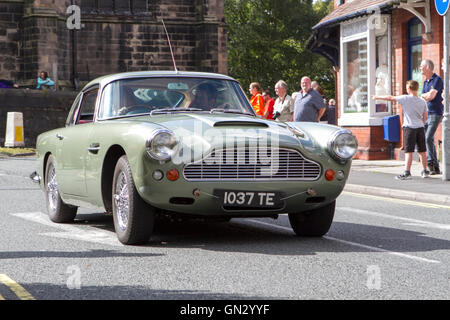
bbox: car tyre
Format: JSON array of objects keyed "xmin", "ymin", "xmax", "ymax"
[
  {"xmin": 288, "ymin": 200, "xmax": 335, "ymax": 237},
  {"xmin": 112, "ymin": 155, "xmax": 155, "ymax": 245},
  {"xmin": 45, "ymin": 155, "xmax": 78, "ymax": 223}
]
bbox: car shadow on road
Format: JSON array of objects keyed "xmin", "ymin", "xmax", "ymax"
[
  {"xmin": 76, "ymin": 213, "xmax": 450, "ymax": 256},
  {"xmin": 0, "ymin": 249, "xmax": 164, "ymax": 260},
  {"xmin": 149, "ymin": 219, "xmax": 450, "ymax": 256},
  {"xmin": 3, "ymin": 283, "xmax": 273, "ymax": 300}
]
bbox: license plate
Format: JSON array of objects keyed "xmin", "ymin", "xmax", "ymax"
[{"xmin": 214, "ymin": 190, "xmax": 283, "ymax": 209}]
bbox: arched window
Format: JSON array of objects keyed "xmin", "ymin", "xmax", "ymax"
[{"xmin": 407, "ymin": 18, "xmax": 423, "ymax": 93}]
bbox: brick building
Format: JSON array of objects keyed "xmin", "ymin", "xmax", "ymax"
[
  {"xmin": 308, "ymin": 0, "xmax": 444, "ymax": 160},
  {"xmin": 0, "ymin": 0, "xmax": 227, "ymax": 89}
]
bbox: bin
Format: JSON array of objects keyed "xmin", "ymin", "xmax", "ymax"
[{"xmin": 382, "ymin": 115, "xmax": 400, "ymax": 142}]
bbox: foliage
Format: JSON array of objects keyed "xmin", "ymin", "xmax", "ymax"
[{"xmin": 225, "ymin": 0, "xmax": 335, "ymax": 100}]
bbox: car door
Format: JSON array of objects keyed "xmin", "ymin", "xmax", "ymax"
[{"xmin": 57, "ymin": 87, "xmax": 98, "ymax": 197}]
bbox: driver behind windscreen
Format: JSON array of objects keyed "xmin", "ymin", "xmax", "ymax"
[{"xmin": 189, "ymin": 83, "xmax": 218, "ymax": 110}]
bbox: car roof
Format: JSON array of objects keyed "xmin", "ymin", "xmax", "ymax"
[{"xmin": 82, "ymin": 71, "xmax": 237, "ymax": 91}]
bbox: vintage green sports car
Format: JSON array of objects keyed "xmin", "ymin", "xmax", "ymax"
[{"xmin": 33, "ymin": 71, "xmax": 358, "ymax": 245}]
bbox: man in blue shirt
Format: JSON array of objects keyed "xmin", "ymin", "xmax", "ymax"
[
  {"xmin": 420, "ymin": 59, "xmax": 443, "ymax": 175},
  {"xmin": 294, "ymin": 77, "xmax": 325, "ymax": 122}
]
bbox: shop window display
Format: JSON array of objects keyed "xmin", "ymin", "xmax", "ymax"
[
  {"xmin": 375, "ymin": 34, "xmax": 389, "ymax": 113},
  {"xmin": 344, "ymin": 38, "xmax": 368, "ymax": 113}
]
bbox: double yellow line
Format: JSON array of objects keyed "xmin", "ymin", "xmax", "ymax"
[{"xmin": 0, "ymin": 274, "xmax": 35, "ymax": 300}]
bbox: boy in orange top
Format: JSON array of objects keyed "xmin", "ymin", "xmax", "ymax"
[{"xmin": 249, "ymin": 82, "xmax": 265, "ymax": 116}]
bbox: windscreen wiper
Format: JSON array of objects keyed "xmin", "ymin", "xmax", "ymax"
[
  {"xmin": 150, "ymin": 108, "xmax": 205, "ymax": 115},
  {"xmin": 210, "ymin": 108, "xmax": 255, "ymax": 116}
]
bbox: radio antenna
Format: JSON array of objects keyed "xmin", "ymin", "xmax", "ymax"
[{"xmin": 162, "ymin": 19, "xmax": 178, "ymax": 73}]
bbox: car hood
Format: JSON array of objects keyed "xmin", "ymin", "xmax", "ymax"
[
  {"xmin": 124, "ymin": 113, "xmax": 340, "ymax": 163},
  {"xmin": 148, "ymin": 112, "xmax": 299, "ymax": 144}
]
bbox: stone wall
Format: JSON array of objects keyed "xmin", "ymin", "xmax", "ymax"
[
  {"xmin": 0, "ymin": 0, "xmax": 227, "ymax": 89},
  {"xmin": 0, "ymin": 88, "xmax": 77, "ymax": 147},
  {"xmin": 0, "ymin": 0, "xmax": 24, "ymax": 81}
]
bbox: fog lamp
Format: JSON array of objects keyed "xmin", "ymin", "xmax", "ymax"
[{"xmin": 152, "ymin": 170, "xmax": 164, "ymax": 181}]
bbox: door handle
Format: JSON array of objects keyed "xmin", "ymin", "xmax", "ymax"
[
  {"xmin": 88, "ymin": 143, "xmax": 100, "ymax": 154},
  {"xmin": 56, "ymin": 134, "xmax": 64, "ymax": 140}
]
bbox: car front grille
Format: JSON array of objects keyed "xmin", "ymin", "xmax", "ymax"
[{"xmin": 183, "ymin": 147, "xmax": 321, "ymax": 181}]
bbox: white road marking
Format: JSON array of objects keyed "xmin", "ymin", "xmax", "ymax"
[
  {"xmin": 245, "ymin": 219, "xmax": 441, "ymax": 264},
  {"xmin": 339, "ymin": 207, "xmax": 450, "ymax": 231},
  {"xmin": 0, "ymin": 173, "xmax": 30, "ymax": 178},
  {"xmin": 343, "ymin": 191, "xmax": 450, "ymax": 210},
  {"xmin": 323, "ymin": 236, "xmax": 440, "ymax": 264},
  {"xmin": 10, "ymin": 212, "xmax": 122, "ymax": 247}
]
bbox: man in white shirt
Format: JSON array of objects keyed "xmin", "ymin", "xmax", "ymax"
[{"xmin": 272, "ymin": 80, "xmax": 294, "ymax": 122}]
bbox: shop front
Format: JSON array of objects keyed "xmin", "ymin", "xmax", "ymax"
[{"xmin": 308, "ymin": 0, "xmax": 443, "ymax": 160}]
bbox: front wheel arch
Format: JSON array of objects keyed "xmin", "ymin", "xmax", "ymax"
[
  {"xmin": 101, "ymin": 145, "xmax": 126, "ymax": 213},
  {"xmin": 42, "ymin": 152, "xmax": 52, "ymax": 186}
]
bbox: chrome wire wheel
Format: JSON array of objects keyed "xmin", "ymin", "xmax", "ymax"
[
  {"xmin": 44, "ymin": 154, "xmax": 77, "ymax": 223},
  {"xmin": 47, "ymin": 163, "xmax": 58, "ymax": 212},
  {"xmin": 114, "ymin": 171, "xmax": 129, "ymax": 231},
  {"xmin": 112, "ymin": 155, "xmax": 155, "ymax": 245}
]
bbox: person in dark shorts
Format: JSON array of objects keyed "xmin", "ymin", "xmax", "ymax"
[{"xmin": 373, "ymin": 80, "xmax": 429, "ymax": 180}]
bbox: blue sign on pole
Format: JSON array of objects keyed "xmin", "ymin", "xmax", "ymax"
[{"xmin": 435, "ymin": 0, "xmax": 450, "ymax": 16}]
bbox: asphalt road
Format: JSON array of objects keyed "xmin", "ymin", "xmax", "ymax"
[{"xmin": 0, "ymin": 157, "xmax": 449, "ymax": 300}]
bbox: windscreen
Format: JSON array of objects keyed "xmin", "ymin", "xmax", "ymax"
[{"xmin": 98, "ymin": 77, "xmax": 253, "ymax": 119}]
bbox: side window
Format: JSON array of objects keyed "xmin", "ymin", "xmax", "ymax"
[
  {"xmin": 75, "ymin": 88, "xmax": 98, "ymax": 124},
  {"xmin": 66, "ymin": 93, "xmax": 82, "ymax": 126}
]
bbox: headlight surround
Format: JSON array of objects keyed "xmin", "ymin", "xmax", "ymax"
[
  {"xmin": 146, "ymin": 129, "xmax": 178, "ymax": 161},
  {"xmin": 328, "ymin": 130, "xmax": 358, "ymax": 161}
]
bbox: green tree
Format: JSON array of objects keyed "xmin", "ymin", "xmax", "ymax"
[{"xmin": 225, "ymin": 0, "xmax": 335, "ymax": 100}]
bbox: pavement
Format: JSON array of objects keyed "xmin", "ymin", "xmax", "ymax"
[{"xmin": 347, "ymin": 159, "xmax": 450, "ymax": 206}]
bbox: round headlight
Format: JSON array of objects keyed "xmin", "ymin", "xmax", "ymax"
[
  {"xmin": 146, "ymin": 129, "xmax": 178, "ymax": 161},
  {"xmin": 328, "ymin": 130, "xmax": 358, "ymax": 161}
]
